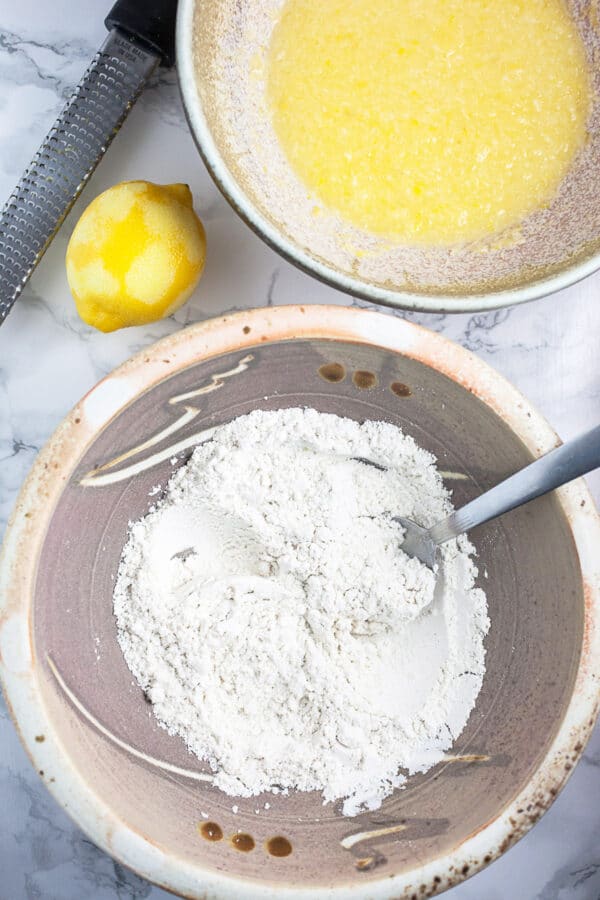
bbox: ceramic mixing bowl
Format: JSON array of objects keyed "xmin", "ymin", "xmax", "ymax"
[
  {"xmin": 177, "ymin": 0, "xmax": 600, "ymax": 313},
  {"xmin": 1, "ymin": 306, "xmax": 599, "ymax": 899}
]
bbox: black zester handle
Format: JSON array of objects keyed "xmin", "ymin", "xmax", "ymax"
[{"xmin": 0, "ymin": 29, "xmax": 159, "ymax": 324}]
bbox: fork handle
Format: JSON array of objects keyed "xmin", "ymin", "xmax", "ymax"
[{"xmin": 429, "ymin": 423, "xmax": 600, "ymax": 545}]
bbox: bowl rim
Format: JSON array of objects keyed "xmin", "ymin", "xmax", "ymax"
[
  {"xmin": 1, "ymin": 305, "xmax": 599, "ymax": 899},
  {"xmin": 175, "ymin": 0, "xmax": 600, "ymax": 314}
]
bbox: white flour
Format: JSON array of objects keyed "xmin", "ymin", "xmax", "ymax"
[{"xmin": 114, "ymin": 408, "xmax": 489, "ymax": 815}]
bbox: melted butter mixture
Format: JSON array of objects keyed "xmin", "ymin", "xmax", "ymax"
[{"xmin": 267, "ymin": 0, "xmax": 590, "ymax": 245}]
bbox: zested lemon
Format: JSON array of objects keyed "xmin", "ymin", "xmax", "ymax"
[{"xmin": 66, "ymin": 180, "xmax": 206, "ymax": 332}]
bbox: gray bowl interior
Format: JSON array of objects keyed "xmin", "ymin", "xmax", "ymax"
[{"xmin": 33, "ymin": 338, "xmax": 582, "ymax": 890}]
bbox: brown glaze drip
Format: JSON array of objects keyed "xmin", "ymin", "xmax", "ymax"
[
  {"xmin": 356, "ymin": 857, "xmax": 374, "ymax": 870},
  {"xmin": 391, "ymin": 381, "xmax": 412, "ymax": 397},
  {"xmin": 199, "ymin": 821, "xmax": 223, "ymax": 841},
  {"xmin": 243, "ymin": 325, "xmax": 251, "ymax": 334},
  {"xmin": 355, "ymin": 852, "xmax": 387, "ymax": 872},
  {"xmin": 352, "ymin": 370, "xmax": 377, "ymax": 389},
  {"xmin": 231, "ymin": 832, "xmax": 255, "ymax": 852},
  {"xmin": 266, "ymin": 836, "xmax": 293, "ymax": 857},
  {"xmin": 318, "ymin": 362, "xmax": 346, "ymax": 383}
]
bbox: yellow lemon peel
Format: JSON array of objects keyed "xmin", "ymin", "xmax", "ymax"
[{"xmin": 66, "ymin": 180, "xmax": 206, "ymax": 332}]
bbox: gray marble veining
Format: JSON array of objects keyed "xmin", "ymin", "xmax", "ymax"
[{"xmin": 1, "ymin": 1, "xmax": 599, "ymax": 898}]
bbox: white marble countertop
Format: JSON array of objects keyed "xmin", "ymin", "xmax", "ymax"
[{"xmin": 1, "ymin": 1, "xmax": 599, "ymax": 897}]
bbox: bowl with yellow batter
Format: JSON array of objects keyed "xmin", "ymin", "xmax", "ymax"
[{"xmin": 178, "ymin": 0, "xmax": 600, "ymax": 311}]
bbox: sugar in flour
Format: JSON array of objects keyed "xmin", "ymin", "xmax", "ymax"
[{"xmin": 114, "ymin": 408, "xmax": 489, "ymax": 815}]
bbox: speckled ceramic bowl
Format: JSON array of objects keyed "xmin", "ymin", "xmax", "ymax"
[
  {"xmin": 177, "ymin": 0, "xmax": 600, "ymax": 313},
  {"xmin": 1, "ymin": 306, "xmax": 599, "ymax": 899}
]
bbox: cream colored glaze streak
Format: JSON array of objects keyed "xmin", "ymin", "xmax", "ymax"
[
  {"xmin": 47, "ymin": 656, "xmax": 214, "ymax": 784},
  {"xmin": 81, "ymin": 354, "xmax": 254, "ymax": 486}
]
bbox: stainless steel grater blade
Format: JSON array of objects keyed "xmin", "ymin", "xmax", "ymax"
[{"xmin": 0, "ymin": 28, "xmax": 159, "ymax": 324}]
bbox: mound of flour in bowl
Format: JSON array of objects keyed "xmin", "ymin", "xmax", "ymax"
[{"xmin": 114, "ymin": 408, "xmax": 489, "ymax": 815}]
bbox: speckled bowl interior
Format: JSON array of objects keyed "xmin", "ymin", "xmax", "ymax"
[
  {"xmin": 1, "ymin": 307, "xmax": 599, "ymax": 900},
  {"xmin": 178, "ymin": 0, "xmax": 600, "ymax": 310}
]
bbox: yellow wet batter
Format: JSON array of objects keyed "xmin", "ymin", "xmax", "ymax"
[{"xmin": 267, "ymin": 0, "xmax": 590, "ymax": 245}]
